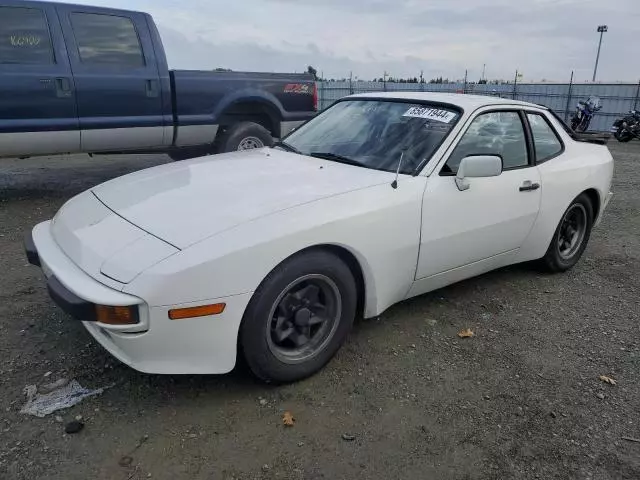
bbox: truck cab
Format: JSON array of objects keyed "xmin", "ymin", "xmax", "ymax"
[{"xmin": 0, "ymin": 0, "xmax": 317, "ymax": 159}]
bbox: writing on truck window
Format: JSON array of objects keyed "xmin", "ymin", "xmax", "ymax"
[
  {"xmin": 0, "ymin": 7, "xmax": 54, "ymax": 64},
  {"xmin": 10, "ymin": 35, "xmax": 42, "ymax": 47}
]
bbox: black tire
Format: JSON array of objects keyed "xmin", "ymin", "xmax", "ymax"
[
  {"xmin": 240, "ymin": 250, "xmax": 357, "ymax": 384},
  {"xmin": 570, "ymin": 116, "xmax": 580, "ymax": 131},
  {"xmin": 216, "ymin": 121, "xmax": 273, "ymax": 153},
  {"xmin": 541, "ymin": 193, "xmax": 594, "ymax": 272},
  {"xmin": 614, "ymin": 128, "xmax": 633, "ymax": 142}
]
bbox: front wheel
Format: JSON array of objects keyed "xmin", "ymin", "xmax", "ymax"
[
  {"xmin": 579, "ymin": 116, "xmax": 591, "ymax": 132},
  {"xmin": 541, "ymin": 193, "xmax": 594, "ymax": 272},
  {"xmin": 216, "ymin": 121, "xmax": 273, "ymax": 153},
  {"xmin": 570, "ymin": 114, "xmax": 581, "ymax": 131},
  {"xmin": 240, "ymin": 250, "xmax": 357, "ymax": 383},
  {"xmin": 614, "ymin": 128, "xmax": 633, "ymax": 142}
]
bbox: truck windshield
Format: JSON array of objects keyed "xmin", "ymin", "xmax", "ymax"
[{"xmin": 280, "ymin": 99, "xmax": 460, "ymax": 174}]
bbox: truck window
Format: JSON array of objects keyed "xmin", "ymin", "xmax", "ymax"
[
  {"xmin": 69, "ymin": 13, "xmax": 144, "ymax": 67},
  {"xmin": 0, "ymin": 6, "xmax": 54, "ymax": 64}
]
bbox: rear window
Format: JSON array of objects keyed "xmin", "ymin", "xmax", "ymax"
[
  {"xmin": 70, "ymin": 13, "xmax": 144, "ymax": 67},
  {"xmin": 527, "ymin": 113, "xmax": 563, "ymax": 163},
  {"xmin": 0, "ymin": 6, "xmax": 54, "ymax": 64}
]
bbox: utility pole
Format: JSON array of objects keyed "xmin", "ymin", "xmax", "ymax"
[
  {"xmin": 564, "ymin": 70, "xmax": 574, "ymax": 122},
  {"xmin": 592, "ymin": 25, "xmax": 608, "ymax": 82},
  {"xmin": 482, "ymin": 63, "xmax": 486, "ymax": 82},
  {"xmin": 463, "ymin": 69, "xmax": 468, "ymax": 93}
]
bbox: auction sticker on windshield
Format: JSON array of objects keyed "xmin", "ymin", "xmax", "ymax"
[{"xmin": 402, "ymin": 106, "xmax": 456, "ymax": 123}]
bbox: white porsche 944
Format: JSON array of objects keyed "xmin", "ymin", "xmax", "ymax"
[{"xmin": 25, "ymin": 92, "xmax": 614, "ymax": 382}]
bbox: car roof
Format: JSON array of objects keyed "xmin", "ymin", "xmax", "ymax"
[{"xmin": 347, "ymin": 91, "xmax": 545, "ymax": 110}]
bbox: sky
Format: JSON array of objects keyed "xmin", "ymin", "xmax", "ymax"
[{"xmin": 53, "ymin": 0, "xmax": 640, "ymax": 83}]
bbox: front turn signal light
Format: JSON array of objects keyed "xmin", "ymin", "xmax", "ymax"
[
  {"xmin": 168, "ymin": 303, "xmax": 226, "ymax": 320},
  {"xmin": 95, "ymin": 305, "xmax": 139, "ymax": 325}
]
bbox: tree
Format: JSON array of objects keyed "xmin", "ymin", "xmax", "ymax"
[
  {"xmin": 306, "ymin": 65, "xmax": 318, "ymax": 80},
  {"xmin": 214, "ymin": 67, "xmax": 232, "ymax": 72}
]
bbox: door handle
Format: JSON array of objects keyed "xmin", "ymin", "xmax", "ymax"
[
  {"xmin": 519, "ymin": 181, "xmax": 540, "ymax": 192},
  {"xmin": 145, "ymin": 79, "xmax": 159, "ymax": 98},
  {"xmin": 55, "ymin": 77, "xmax": 72, "ymax": 98}
]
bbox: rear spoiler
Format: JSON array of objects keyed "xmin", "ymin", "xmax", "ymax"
[{"xmin": 571, "ymin": 131, "xmax": 611, "ymax": 145}]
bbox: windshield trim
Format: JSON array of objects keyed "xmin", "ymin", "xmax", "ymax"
[{"xmin": 291, "ymin": 97, "xmax": 465, "ymax": 176}]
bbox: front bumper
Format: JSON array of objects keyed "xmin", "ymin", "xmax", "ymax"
[{"xmin": 25, "ymin": 222, "xmax": 252, "ymax": 374}]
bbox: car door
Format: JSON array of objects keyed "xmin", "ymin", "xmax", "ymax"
[
  {"xmin": 55, "ymin": 5, "xmax": 164, "ymax": 151},
  {"xmin": 415, "ymin": 109, "xmax": 541, "ymax": 280},
  {"xmin": 0, "ymin": 1, "xmax": 79, "ymax": 157}
]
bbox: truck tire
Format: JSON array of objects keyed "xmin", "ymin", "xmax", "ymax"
[{"xmin": 216, "ymin": 122, "xmax": 273, "ymax": 153}]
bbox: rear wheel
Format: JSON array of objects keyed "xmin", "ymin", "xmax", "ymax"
[
  {"xmin": 541, "ymin": 193, "xmax": 594, "ymax": 272},
  {"xmin": 240, "ymin": 250, "xmax": 357, "ymax": 383},
  {"xmin": 216, "ymin": 121, "xmax": 273, "ymax": 153}
]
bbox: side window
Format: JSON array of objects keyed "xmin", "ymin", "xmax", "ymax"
[
  {"xmin": 0, "ymin": 7, "xmax": 54, "ymax": 64},
  {"xmin": 69, "ymin": 13, "xmax": 144, "ymax": 67},
  {"xmin": 527, "ymin": 113, "xmax": 563, "ymax": 163},
  {"xmin": 442, "ymin": 111, "xmax": 528, "ymax": 174}
]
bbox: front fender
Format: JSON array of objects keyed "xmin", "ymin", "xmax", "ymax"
[{"xmin": 124, "ymin": 178, "xmax": 427, "ymax": 318}]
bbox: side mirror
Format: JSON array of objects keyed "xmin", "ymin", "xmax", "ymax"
[{"xmin": 455, "ymin": 155, "xmax": 502, "ymax": 191}]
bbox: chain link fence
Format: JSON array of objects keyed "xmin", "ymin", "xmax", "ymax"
[{"xmin": 318, "ymin": 80, "xmax": 640, "ymax": 132}]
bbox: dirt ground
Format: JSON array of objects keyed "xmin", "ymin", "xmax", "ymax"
[{"xmin": 0, "ymin": 144, "xmax": 639, "ymax": 480}]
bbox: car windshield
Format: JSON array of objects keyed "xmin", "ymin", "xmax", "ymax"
[{"xmin": 278, "ymin": 99, "xmax": 461, "ymax": 174}]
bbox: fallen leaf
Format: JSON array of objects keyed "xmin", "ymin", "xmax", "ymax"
[
  {"xmin": 599, "ymin": 375, "xmax": 617, "ymax": 386},
  {"xmin": 282, "ymin": 411, "xmax": 295, "ymax": 427},
  {"xmin": 457, "ymin": 328, "xmax": 474, "ymax": 338}
]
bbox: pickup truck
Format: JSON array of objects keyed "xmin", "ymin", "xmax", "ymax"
[{"xmin": 0, "ymin": 0, "xmax": 317, "ymax": 160}]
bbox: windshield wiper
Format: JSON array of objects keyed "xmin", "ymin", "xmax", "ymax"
[
  {"xmin": 309, "ymin": 152, "xmax": 368, "ymax": 168},
  {"xmin": 273, "ymin": 141, "xmax": 302, "ymax": 154}
]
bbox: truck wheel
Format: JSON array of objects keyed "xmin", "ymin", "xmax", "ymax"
[{"xmin": 216, "ymin": 122, "xmax": 273, "ymax": 153}]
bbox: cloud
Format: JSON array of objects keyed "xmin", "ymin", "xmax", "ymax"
[{"xmin": 49, "ymin": 0, "xmax": 640, "ymax": 82}]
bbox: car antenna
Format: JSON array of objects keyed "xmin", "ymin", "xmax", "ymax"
[{"xmin": 391, "ymin": 147, "xmax": 408, "ymax": 189}]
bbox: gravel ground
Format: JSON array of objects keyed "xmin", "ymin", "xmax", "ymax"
[{"xmin": 0, "ymin": 145, "xmax": 639, "ymax": 480}]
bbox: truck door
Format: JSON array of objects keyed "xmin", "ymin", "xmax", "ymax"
[
  {"xmin": 0, "ymin": 1, "xmax": 79, "ymax": 157},
  {"xmin": 56, "ymin": 5, "xmax": 164, "ymax": 152}
]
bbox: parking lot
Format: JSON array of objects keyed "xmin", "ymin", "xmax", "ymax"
[{"xmin": 0, "ymin": 143, "xmax": 639, "ymax": 480}]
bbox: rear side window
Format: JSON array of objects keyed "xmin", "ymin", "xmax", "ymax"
[
  {"xmin": 70, "ymin": 13, "xmax": 144, "ymax": 67},
  {"xmin": 0, "ymin": 7, "xmax": 54, "ymax": 64},
  {"xmin": 527, "ymin": 113, "xmax": 563, "ymax": 163}
]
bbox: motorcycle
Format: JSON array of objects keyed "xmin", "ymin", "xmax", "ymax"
[
  {"xmin": 570, "ymin": 96, "xmax": 602, "ymax": 132},
  {"xmin": 611, "ymin": 110, "xmax": 640, "ymax": 142}
]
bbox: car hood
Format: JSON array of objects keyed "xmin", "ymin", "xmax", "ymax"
[{"xmin": 92, "ymin": 149, "xmax": 391, "ymax": 249}]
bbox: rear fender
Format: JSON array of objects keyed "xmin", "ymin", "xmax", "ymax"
[{"xmin": 212, "ymin": 89, "xmax": 285, "ymax": 124}]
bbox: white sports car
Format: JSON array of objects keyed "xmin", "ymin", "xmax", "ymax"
[{"xmin": 25, "ymin": 92, "xmax": 614, "ymax": 382}]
